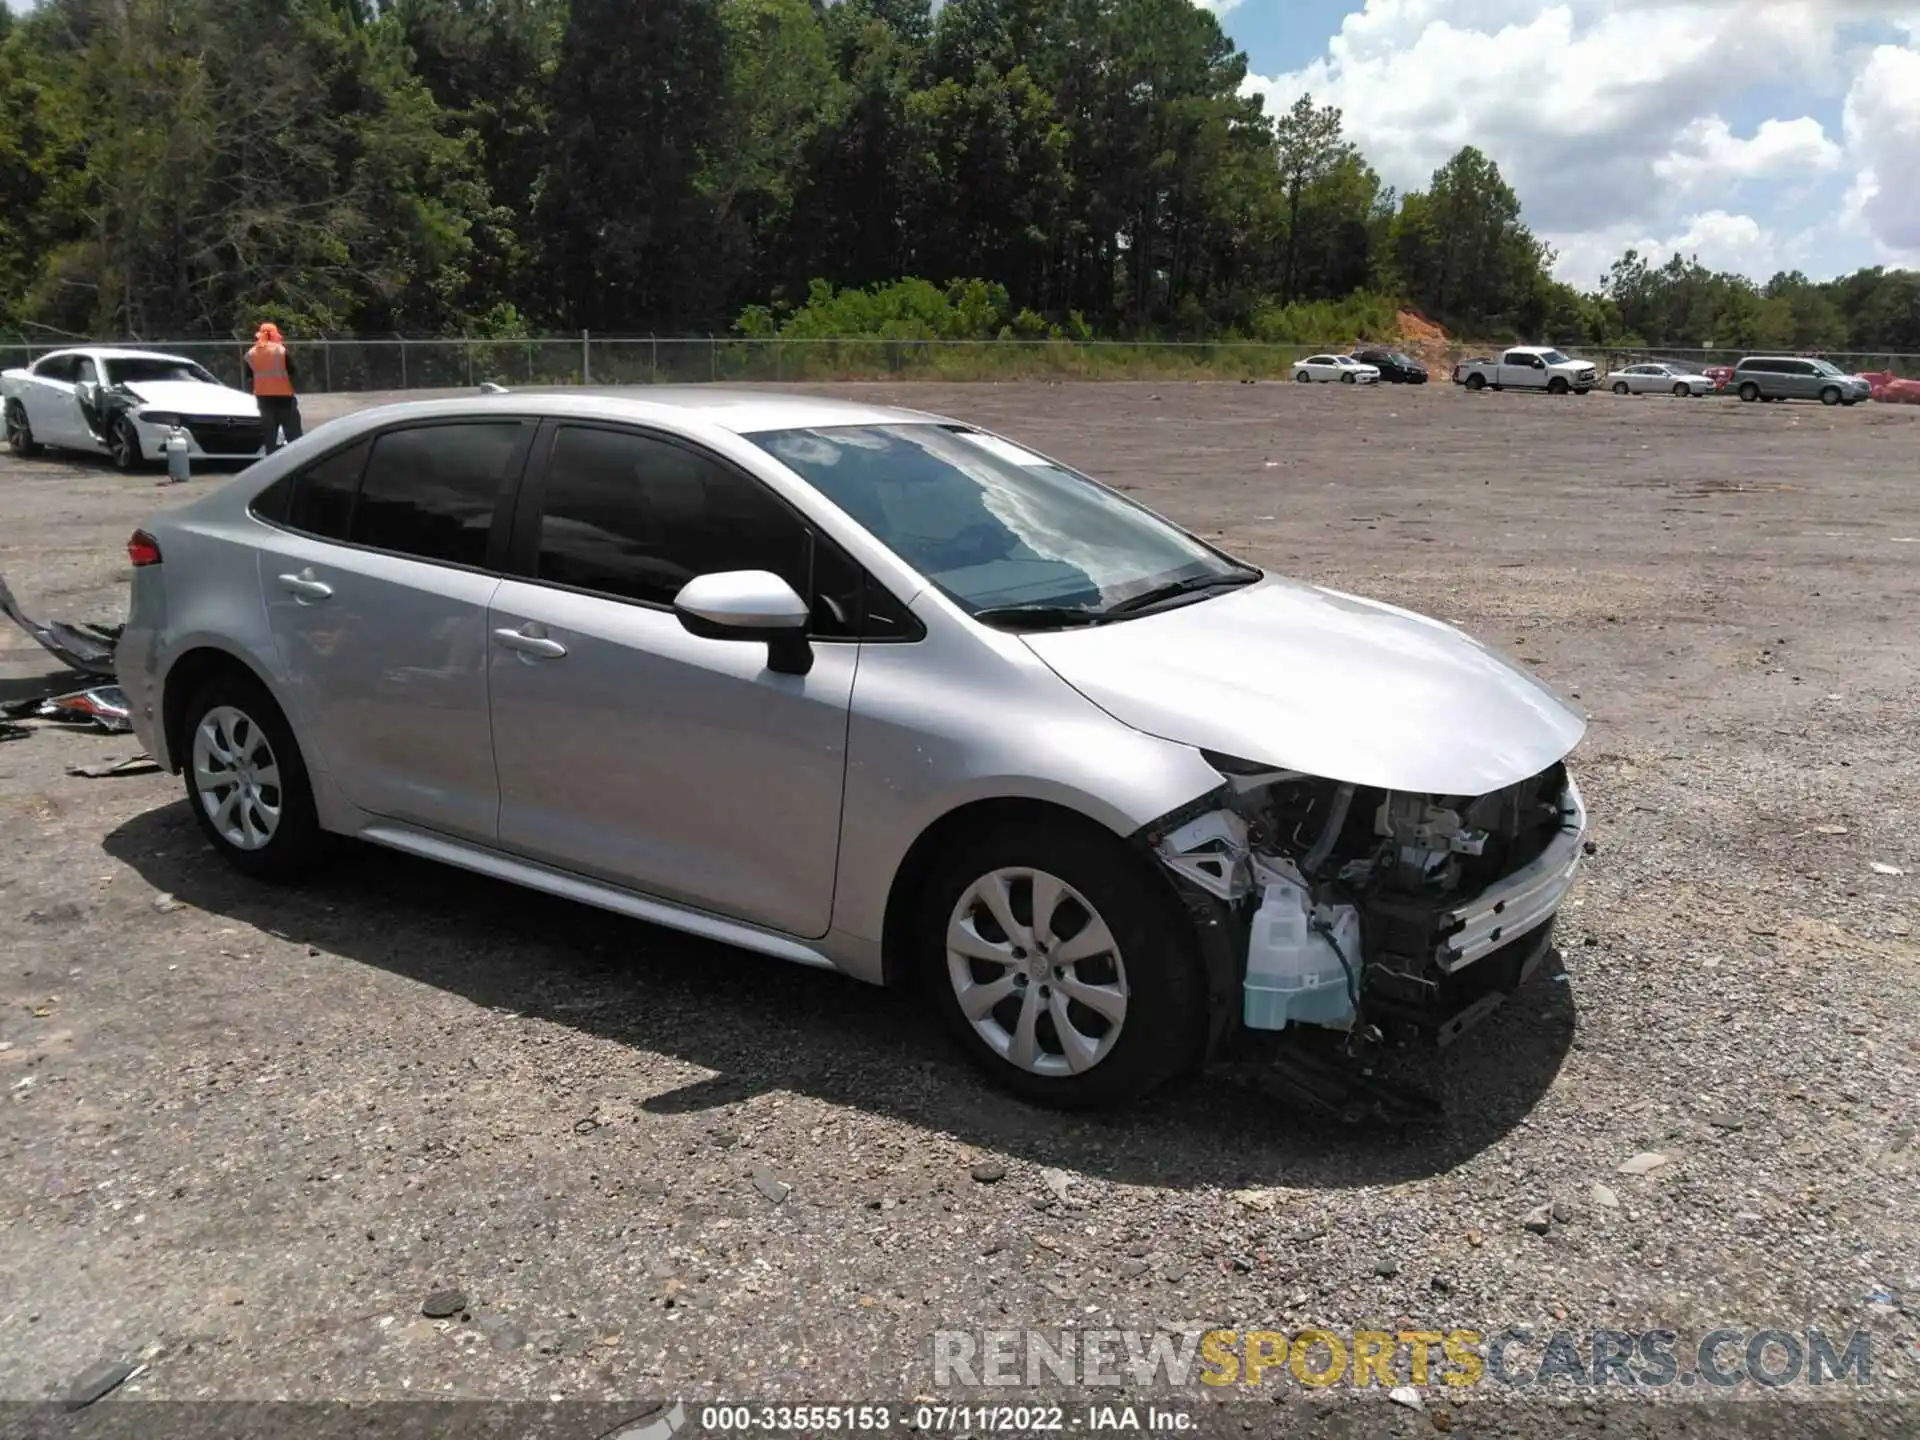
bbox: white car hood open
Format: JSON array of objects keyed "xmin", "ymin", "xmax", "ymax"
[
  {"xmin": 1021, "ymin": 576, "xmax": 1586, "ymax": 796},
  {"xmin": 123, "ymin": 380, "xmax": 257, "ymax": 419}
]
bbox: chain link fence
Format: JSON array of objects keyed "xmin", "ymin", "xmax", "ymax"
[{"xmin": 3, "ymin": 334, "xmax": 1915, "ymax": 392}]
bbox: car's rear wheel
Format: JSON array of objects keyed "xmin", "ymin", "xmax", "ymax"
[
  {"xmin": 1820, "ymin": 386, "xmax": 1842, "ymax": 407},
  {"xmin": 919, "ymin": 819, "xmax": 1205, "ymax": 1108},
  {"xmin": 180, "ymin": 672, "xmax": 325, "ymax": 881},
  {"xmin": 4, "ymin": 400, "xmax": 39, "ymax": 457},
  {"xmin": 1612, "ymin": 381, "xmax": 1630, "ymax": 395},
  {"xmin": 108, "ymin": 415, "xmax": 143, "ymax": 471},
  {"xmin": 1465, "ymin": 373, "xmax": 1487, "ymax": 391},
  {"xmin": 1739, "ymin": 382, "xmax": 1760, "ymax": 403},
  {"xmin": 1294, "ymin": 370, "xmax": 1310, "ymax": 383}
]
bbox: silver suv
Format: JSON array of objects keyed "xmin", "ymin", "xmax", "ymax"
[
  {"xmin": 118, "ymin": 389, "xmax": 1587, "ymax": 1107},
  {"xmin": 1732, "ymin": 356, "xmax": 1871, "ymax": 406}
]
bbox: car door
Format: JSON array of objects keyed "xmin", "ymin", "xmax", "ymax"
[
  {"xmin": 21, "ymin": 356, "xmax": 82, "ymax": 445},
  {"xmin": 1500, "ymin": 351, "xmax": 1539, "ymax": 388},
  {"xmin": 251, "ymin": 417, "xmax": 534, "ymax": 841},
  {"xmin": 1633, "ymin": 366, "xmax": 1664, "ymax": 394},
  {"xmin": 487, "ymin": 420, "xmax": 859, "ymax": 939},
  {"xmin": 1788, "ymin": 361, "xmax": 1824, "ymax": 400}
]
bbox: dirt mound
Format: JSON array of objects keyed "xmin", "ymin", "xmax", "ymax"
[{"xmin": 1393, "ymin": 310, "xmax": 1457, "ymax": 367}]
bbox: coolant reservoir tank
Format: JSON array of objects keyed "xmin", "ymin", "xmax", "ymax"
[{"xmin": 1243, "ymin": 866, "xmax": 1361, "ymax": 1031}]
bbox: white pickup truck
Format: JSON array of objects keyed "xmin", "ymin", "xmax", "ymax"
[{"xmin": 1453, "ymin": 346, "xmax": 1598, "ymax": 395}]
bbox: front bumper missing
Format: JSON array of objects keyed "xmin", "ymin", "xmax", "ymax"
[{"xmin": 1437, "ymin": 776, "xmax": 1586, "ymax": 973}]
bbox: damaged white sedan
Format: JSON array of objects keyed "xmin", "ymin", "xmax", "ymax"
[
  {"xmin": 4, "ymin": 347, "xmax": 264, "ymax": 468},
  {"xmin": 118, "ymin": 389, "xmax": 1585, "ymax": 1109}
]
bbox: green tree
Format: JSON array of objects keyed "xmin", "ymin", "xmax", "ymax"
[{"xmin": 1272, "ymin": 92, "xmax": 1350, "ymax": 303}]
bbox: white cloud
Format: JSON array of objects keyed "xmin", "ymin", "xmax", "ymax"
[
  {"xmin": 1841, "ymin": 40, "xmax": 1920, "ymax": 261},
  {"xmin": 1652, "ymin": 116, "xmax": 1843, "ymax": 195},
  {"xmin": 1241, "ymin": 0, "xmax": 1913, "ymax": 280}
]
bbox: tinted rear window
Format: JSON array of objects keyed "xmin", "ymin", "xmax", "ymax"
[{"xmin": 348, "ymin": 423, "xmax": 526, "ymax": 567}]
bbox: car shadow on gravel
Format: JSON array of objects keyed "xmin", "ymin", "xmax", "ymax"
[{"xmin": 104, "ymin": 801, "xmax": 1575, "ymax": 1191}]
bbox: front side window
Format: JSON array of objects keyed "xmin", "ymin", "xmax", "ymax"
[
  {"xmin": 348, "ymin": 422, "xmax": 527, "ymax": 567},
  {"xmin": 535, "ymin": 425, "xmax": 809, "ymax": 609},
  {"xmin": 752, "ymin": 424, "xmax": 1254, "ymax": 622}
]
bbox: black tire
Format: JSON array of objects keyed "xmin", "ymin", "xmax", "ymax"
[
  {"xmin": 1739, "ymin": 382, "xmax": 1760, "ymax": 403},
  {"xmin": 1294, "ymin": 371, "xmax": 1310, "ymax": 383},
  {"xmin": 917, "ymin": 817, "xmax": 1207, "ymax": 1109},
  {"xmin": 179, "ymin": 670, "xmax": 326, "ymax": 882},
  {"xmin": 1612, "ymin": 381, "xmax": 1630, "ymax": 395},
  {"xmin": 108, "ymin": 414, "xmax": 144, "ymax": 471},
  {"xmin": 4, "ymin": 399, "xmax": 39, "ymax": 457},
  {"xmin": 1673, "ymin": 383, "xmax": 1689, "ymax": 398},
  {"xmin": 1340, "ymin": 372, "xmax": 1356, "ymax": 384},
  {"xmin": 1465, "ymin": 373, "xmax": 1487, "ymax": 392},
  {"xmin": 1547, "ymin": 376, "xmax": 1569, "ymax": 395},
  {"xmin": 1819, "ymin": 386, "xmax": 1841, "ymax": 407}
]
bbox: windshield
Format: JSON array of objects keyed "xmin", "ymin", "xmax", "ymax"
[
  {"xmin": 1810, "ymin": 359, "xmax": 1844, "ymax": 376},
  {"xmin": 1539, "ymin": 349, "xmax": 1572, "ymax": 365},
  {"xmin": 753, "ymin": 424, "xmax": 1253, "ymax": 617},
  {"xmin": 103, "ymin": 356, "xmax": 221, "ymax": 387},
  {"xmin": 1393, "ymin": 353, "xmax": 1419, "ymax": 367}
]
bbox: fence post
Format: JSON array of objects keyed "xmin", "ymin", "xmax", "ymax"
[
  {"xmin": 582, "ymin": 329, "xmax": 591, "ymax": 385},
  {"xmin": 710, "ymin": 335, "xmax": 717, "ymax": 382},
  {"xmin": 651, "ymin": 333, "xmax": 658, "ymax": 384},
  {"xmin": 464, "ymin": 341, "xmax": 473, "ymax": 389},
  {"xmin": 323, "ymin": 340, "xmax": 333, "ymax": 393},
  {"xmin": 399, "ymin": 337, "xmax": 408, "ymax": 391}
]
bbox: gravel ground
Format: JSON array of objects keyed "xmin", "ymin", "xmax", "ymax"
[{"xmin": 1, "ymin": 381, "xmax": 1917, "ymax": 1436}]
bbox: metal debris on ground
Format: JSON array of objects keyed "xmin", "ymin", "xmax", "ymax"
[{"xmin": 0, "ymin": 571, "xmax": 120, "ymax": 676}]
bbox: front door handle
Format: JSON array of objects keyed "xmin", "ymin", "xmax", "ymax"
[
  {"xmin": 276, "ymin": 570, "xmax": 332, "ymax": 602},
  {"xmin": 494, "ymin": 625, "xmax": 567, "ymax": 659}
]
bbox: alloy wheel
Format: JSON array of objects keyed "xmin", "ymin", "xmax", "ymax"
[
  {"xmin": 945, "ymin": 866, "xmax": 1129, "ymax": 1078},
  {"xmin": 192, "ymin": 705, "xmax": 282, "ymax": 851}
]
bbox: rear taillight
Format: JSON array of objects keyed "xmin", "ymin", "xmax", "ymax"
[{"xmin": 128, "ymin": 529, "xmax": 162, "ymax": 567}]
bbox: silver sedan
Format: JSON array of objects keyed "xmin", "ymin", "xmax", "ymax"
[
  {"xmin": 1609, "ymin": 363, "xmax": 1714, "ymax": 397},
  {"xmin": 118, "ymin": 389, "xmax": 1587, "ymax": 1108}
]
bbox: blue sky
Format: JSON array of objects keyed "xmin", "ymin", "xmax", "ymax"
[{"xmin": 1221, "ymin": 0, "xmax": 1920, "ymax": 284}]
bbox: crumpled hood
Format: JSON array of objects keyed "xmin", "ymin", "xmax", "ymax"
[
  {"xmin": 123, "ymin": 380, "xmax": 258, "ymax": 419},
  {"xmin": 1020, "ymin": 575, "xmax": 1586, "ymax": 796}
]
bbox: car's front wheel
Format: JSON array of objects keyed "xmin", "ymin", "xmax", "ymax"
[
  {"xmin": 919, "ymin": 819, "xmax": 1205, "ymax": 1108},
  {"xmin": 1672, "ymin": 383, "xmax": 1690, "ymax": 398},
  {"xmin": 180, "ymin": 671, "xmax": 326, "ymax": 881},
  {"xmin": 1341, "ymin": 372, "xmax": 1356, "ymax": 384},
  {"xmin": 1820, "ymin": 386, "xmax": 1842, "ymax": 407},
  {"xmin": 108, "ymin": 415, "xmax": 144, "ymax": 471},
  {"xmin": 4, "ymin": 400, "xmax": 39, "ymax": 457}
]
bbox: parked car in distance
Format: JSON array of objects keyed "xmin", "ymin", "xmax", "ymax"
[
  {"xmin": 1731, "ymin": 356, "xmax": 1872, "ymax": 407},
  {"xmin": 1453, "ymin": 347, "xmax": 1598, "ymax": 395},
  {"xmin": 119, "ymin": 389, "xmax": 1588, "ymax": 1109},
  {"xmin": 3, "ymin": 347, "xmax": 264, "ymax": 468},
  {"xmin": 1352, "ymin": 348, "xmax": 1428, "ymax": 384},
  {"xmin": 1293, "ymin": 354, "xmax": 1381, "ymax": 385},
  {"xmin": 1608, "ymin": 363, "xmax": 1714, "ymax": 397}
]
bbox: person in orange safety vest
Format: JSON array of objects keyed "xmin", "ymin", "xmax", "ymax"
[{"xmin": 245, "ymin": 322, "xmax": 304, "ymax": 455}]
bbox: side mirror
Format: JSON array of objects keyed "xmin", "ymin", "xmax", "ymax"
[{"xmin": 672, "ymin": 570, "xmax": 814, "ymax": 676}]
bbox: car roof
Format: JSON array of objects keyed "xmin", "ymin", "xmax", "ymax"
[
  {"xmin": 40, "ymin": 346, "xmax": 199, "ymax": 365},
  {"xmin": 329, "ymin": 386, "xmax": 951, "ymax": 437}
]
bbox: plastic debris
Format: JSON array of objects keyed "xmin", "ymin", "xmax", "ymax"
[
  {"xmin": 37, "ymin": 685, "xmax": 133, "ymax": 733},
  {"xmin": 67, "ymin": 754, "xmax": 161, "ymax": 778},
  {"xmin": 65, "ymin": 1360, "xmax": 137, "ymax": 1411},
  {"xmin": 1871, "ymin": 861, "xmax": 1905, "ymax": 876},
  {"xmin": 0, "ymin": 571, "xmax": 120, "ymax": 676}
]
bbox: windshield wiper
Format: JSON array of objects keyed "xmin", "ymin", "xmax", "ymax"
[
  {"xmin": 972, "ymin": 604, "xmax": 1112, "ymax": 631},
  {"xmin": 1102, "ymin": 571, "xmax": 1258, "ymax": 617}
]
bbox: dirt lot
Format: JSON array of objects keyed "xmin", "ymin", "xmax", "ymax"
[{"xmin": 2, "ymin": 381, "xmax": 1917, "ymax": 1434}]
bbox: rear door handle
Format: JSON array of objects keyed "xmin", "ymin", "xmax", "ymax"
[
  {"xmin": 276, "ymin": 571, "xmax": 332, "ymax": 601},
  {"xmin": 493, "ymin": 626, "xmax": 567, "ymax": 659}
]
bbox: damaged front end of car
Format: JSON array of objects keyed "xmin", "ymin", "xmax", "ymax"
[{"xmin": 1145, "ymin": 750, "xmax": 1588, "ymax": 1082}]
